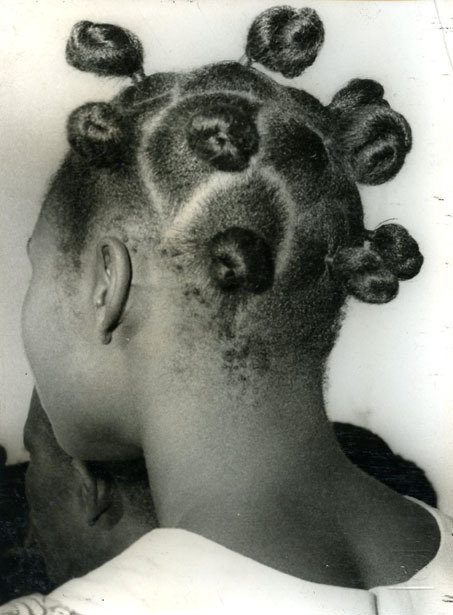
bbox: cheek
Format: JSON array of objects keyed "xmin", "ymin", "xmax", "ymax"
[
  {"xmin": 22, "ymin": 279, "xmax": 68, "ymax": 415},
  {"xmin": 22, "ymin": 305, "xmax": 74, "ymax": 458},
  {"xmin": 21, "ymin": 270, "xmax": 59, "ymax": 361},
  {"xmin": 21, "ymin": 280, "xmax": 41, "ymax": 371}
]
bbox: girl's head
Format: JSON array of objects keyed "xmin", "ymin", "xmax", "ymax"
[{"xmin": 22, "ymin": 8, "xmax": 422, "ymax": 460}]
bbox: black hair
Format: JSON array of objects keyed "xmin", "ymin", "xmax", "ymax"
[
  {"xmin": 367, "ymin": 223, "xmax": 423, "ymax": 281},
  {"xmin": 329, "ymin": 247, "xmax": 399, "ymax": 304},
  {"xmin": 67, "ymin": 102, "xmax": 131, "ymax": 166},
  {"xmin": 209, "ymin": 227, "xmax": 274, "ymax": 293},
  {"xmin": 246, "ymin": 6, "xmax": 325, "ymax": 78},
  {"xmin": 186, "ymin": 99, "xmax": 260, "ymax": 172},
  {"xmin": 66, "ymin": 21, "xmax": 144, "ymax": 79},
  {"xmin": 327, "ymin": 221, "xmax": 423, "ymax": 304},
  {"xmin": 329, "ymin": 79, "xmax": 412, "ymax": 185},
  {"xmin": 42, "ymin": 7, "xmax": 421, "ymax": 335}
]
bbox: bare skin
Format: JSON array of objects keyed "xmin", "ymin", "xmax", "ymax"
[
  {"xmin": 22, "ymin": 202, "xmax": 440, "ymax": 591},
  {"xmin": 21, "ymin": 50, "xmax": 440, "ymax": 591},
  {"xmin": 137, "ymin": 354, "xmax": 439, "ymax": 589}
]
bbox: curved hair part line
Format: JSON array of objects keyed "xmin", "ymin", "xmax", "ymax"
[{"xmin": 43, "ymin": 7, "xmax": 421, "ymax": 321}]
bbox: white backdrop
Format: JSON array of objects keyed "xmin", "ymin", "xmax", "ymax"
[{"xmin": 1, "ymin": 0, "xmax": 452, "ymax": 512}]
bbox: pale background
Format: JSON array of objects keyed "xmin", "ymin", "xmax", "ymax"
[{"xmin": 1, "ymin": 0, "xmax": 452, "ymax": 512}]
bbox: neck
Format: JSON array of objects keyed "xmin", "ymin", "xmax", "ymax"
[{"xmin": 140, "ymin": 355, "xmax": 365, "ymax": 583}]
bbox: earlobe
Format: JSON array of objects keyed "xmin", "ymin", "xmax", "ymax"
[
  {"xmin": 94, "ymin": 237, "xmax": 132, "ymax": 344},
  {"xmin": 72, "ymin": 459, "xmax": 112, "ymax": 526}
]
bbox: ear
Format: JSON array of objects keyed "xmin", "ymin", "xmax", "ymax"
[
  {"xmin": 71, "ymin": 459, "xmax": 112, "ymax": 527},
  {"xmin": 93, "ymin": 237, "xmax": 132, "ymax": 345}
]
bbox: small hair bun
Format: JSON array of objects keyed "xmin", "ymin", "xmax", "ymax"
[
  {"xmin": 330, "ymin": 247, "xmax": 398, "ymax": 304},
  {"xmin": 66, "ymin": 21, "xmax": 144, "ymax": 78},
  {"xmin": 209, "ymin": 227, "xmax": 274, "ymax": 294},
  {"xmin": 187, "ymin": 100, "xmax": 259, "ymax": 172},
  {"xmin": 67, "ymin": 102, "xmax": 127, "ymax": 165},
  {"xmin": 246, "ymin": 6, "xmax": 324, "ymax": 78},
  {"xmin": 330, "ymin": 79, "xmax": 385, "ymax": 112},
  {"xmin": 335, "ymin": 104, "xmax": 411, "ymax": 185},
  {"xmin": 368, "ymin": 223, "xmax": 423, "ymax": 280}
]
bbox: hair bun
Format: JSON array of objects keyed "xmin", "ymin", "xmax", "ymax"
[
  {"xmin": 67, "ymin": 102, "xmax": 127, "ymax": 165},
  {"xmin": 335, "ymin": 104, "xmax": 411, "ymax": 185},
  {"xmin": 66, "ymin": 21, "xmax": 144, "ymax": 78},
  {"xmin": 330, "ymin": 79, "xmax": 385, "ymax": 112},
  {"xmin": 186, "ymin": 100, "xmax": 259, "ymax": 172},
  {"xmin": 209, "ymin": 228, "xmax": 274, "ymax": 294},
  {"xmin": 246, "ymin": 6, "xmax": 324, "ymax": 78},
  {"xmin": 368, "ymin": 223, "xmax": 423, "ymax": 280},
  {"xmin": 331, "ymin": 246, "xmax": 398, "ymax": 304}
]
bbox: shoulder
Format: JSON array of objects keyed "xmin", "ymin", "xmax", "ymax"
[
  {"xmin": 417, "ymin": 503, "xmax": 453, "ymax": 583},
  {"xmin": 373, "ymin": 502, "xmax": 453, "ymax": 614}
]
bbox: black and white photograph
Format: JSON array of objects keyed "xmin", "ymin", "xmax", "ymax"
[{"xmin": 0, "ymin": 1, "xmax": 452, "ymax": 613}]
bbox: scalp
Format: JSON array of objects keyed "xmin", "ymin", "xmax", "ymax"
[{"xmin": 41, "ymin": 10, "xmax": 421, "ymax": 366}]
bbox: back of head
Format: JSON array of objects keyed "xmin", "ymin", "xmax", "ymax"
[{"xmin": 38, "ymin": 9, "xmax": 422, "ymax": 411}]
